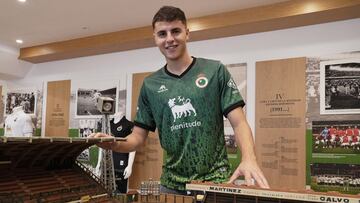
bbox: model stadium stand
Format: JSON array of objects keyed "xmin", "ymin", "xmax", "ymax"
[{"xmin": 0, "ymin": 136, "xmax": 122, "ymax": 202}]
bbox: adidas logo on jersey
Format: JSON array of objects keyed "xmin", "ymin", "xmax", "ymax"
[
  {"xmin": 157, "ymin": 85, "xmax": 168, "ymax": 93},
  {"xmin": 227, "ymin": 78, "xmax": 237, "ymax": 89}
]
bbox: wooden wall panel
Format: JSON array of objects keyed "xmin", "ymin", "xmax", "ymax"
[
  {"xmin": 255, "ymin": 57, "xmax": 306, "ymax": 190},
  {"xmin": 45, "ymin": 80, "xmax": 71, "ymax": 137},
  {"xmin": 129, "ymin": 72, "xmax": 163, "ymax": 190}
]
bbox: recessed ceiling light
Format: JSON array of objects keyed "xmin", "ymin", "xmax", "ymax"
[
  {"xmin": 18, "ymin": 0, "xmax": 27, "ymax": 2},
  {"xmin": 16, "ymin": 39, "xmax": 23, "ymax": 44}
]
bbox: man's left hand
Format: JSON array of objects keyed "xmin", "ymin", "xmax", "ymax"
[{"xmin": 227, "ymin": 159, "xmax": 269, "ymax": 189}]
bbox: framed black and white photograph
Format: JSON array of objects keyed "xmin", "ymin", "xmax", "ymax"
[
  {"xmin": 310, "ymin": 163, "xmax": 360, "ymax": 194},
  {"xmin": 320, "ymin": 58, "xmax": 360, "ymax": 114},
  {"xmin": 75, "ymin": 87, "xmax": 117, "ymax": 118},
  {"xmin": 5, "ymin": 90, "xmax": 37, "ymax": 115},
  {"xmin": 78, "ymin": 119, "xmax": 97, "ymax": 136},
  {"xmin": 77, "ymin": 119, "xmax": 97, "ymax": 162}
]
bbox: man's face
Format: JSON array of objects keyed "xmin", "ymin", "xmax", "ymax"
[{"xmin": 153, "ymin": 20, "xmax": 189, "ymax": 61}]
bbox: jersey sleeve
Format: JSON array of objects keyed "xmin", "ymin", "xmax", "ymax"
[
  {"xmin": 218, "ymin": 63, "xmax": 245, "ymax": 117},
  {"xmin": 133, "ymin": 82, "xmax": 156, "ymax": 132}
]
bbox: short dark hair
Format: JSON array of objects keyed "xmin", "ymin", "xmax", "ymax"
[{"xmin": 152, "ymin": 6, "xmax": 187, "ymax": 29}]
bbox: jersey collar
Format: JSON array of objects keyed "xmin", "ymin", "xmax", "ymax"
[{"xmin": 164, "ymin": 57, "xmax": 196, "ymax": 78}]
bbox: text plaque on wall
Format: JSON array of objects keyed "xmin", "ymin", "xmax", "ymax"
[
  {"xmin": 45, "ymin": 80, "xmax": 71, "ymax": 137},
  {"xmin": 255, "ymin": 57, "xmax": 306, "ymax": 190}
]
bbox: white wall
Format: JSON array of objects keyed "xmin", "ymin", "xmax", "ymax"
[
  {"xmin": 0, "ymin": 44, "xmax": 33, "ymax": 80},
  {"xmin": 7, "ymin": 18, "xmax": 360, "ymax": 132}
]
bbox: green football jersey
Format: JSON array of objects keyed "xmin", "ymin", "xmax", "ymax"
[{"xmin": 134, "ymin": 57, "xmax": 245, "ymax": 190}]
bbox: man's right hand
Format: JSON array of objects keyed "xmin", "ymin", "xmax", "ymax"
[{"xmin": 89, "ymin": 133, "xmax": 116, "ymax": 150}]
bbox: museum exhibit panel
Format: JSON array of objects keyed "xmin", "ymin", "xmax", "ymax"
[
  {"xmin": 0, "ymin": 0, "xmax": 360, "ymax": 202},
  {"xmin": 255, "ymin": 57, "xmax": 307, "ymax": 190}
]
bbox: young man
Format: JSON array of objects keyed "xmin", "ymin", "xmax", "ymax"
[{"xmin": 91, "ymin": 6, "xmax": 269, "ymax": 194}]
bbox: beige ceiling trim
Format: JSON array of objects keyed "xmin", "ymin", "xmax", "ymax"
[{"xmin": 19, "ymin": 0, "xmax": 360, "ymax": 63}]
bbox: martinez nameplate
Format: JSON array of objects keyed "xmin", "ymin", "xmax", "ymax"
[{"xmin": 186, "ymin": 182, "xmax": 360, "ymax": 203}]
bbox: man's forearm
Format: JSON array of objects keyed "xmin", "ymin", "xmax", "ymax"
[
  {"xmin": 111, "ymin": 127, "xmax": 148, "ymax": 153},
  {"xmin": 111, "ymin": 137, "xmax": 138, "ymax": 153},
  {"xmin": 227, "ymin": 108, "xmax": 269, "ymax": 188},
  {"xmin": 227, "ymin": 108, "xmax": 257, "ymax": 161},
  {"xmin": 235, "ymin": 122, "xmax": 257, "ymax": 161}
]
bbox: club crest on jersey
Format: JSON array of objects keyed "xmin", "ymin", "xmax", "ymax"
[
  {"xmin": 157, "ymin": 85, "xmax": 168, "ymax": 93},
  {"xmin": 168, "ymin": 97, "xmax": 197, "ymax": 122},
  {"xmin": 227, "ymin": 78, "xmax": 237, "ymax": 89},
  {"xmin": 195, "ymin": 75, "xmax": 208, "ymax": 88}
]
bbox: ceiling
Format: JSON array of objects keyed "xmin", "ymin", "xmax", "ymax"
[
  {"xmin": 0, "ymin": 0, "xmax": 287, "ymax": 53},
  {"xmin": 1, "ymin": 0, "xmax": 359, "ymax": 80}
]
